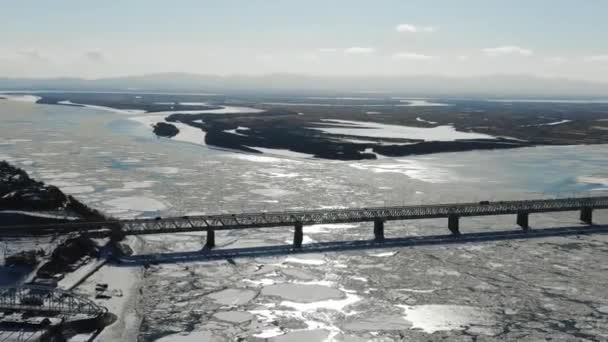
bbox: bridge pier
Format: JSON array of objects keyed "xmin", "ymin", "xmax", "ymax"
[
  {"xmin": 293, "ymin": 222, "xmax": 303, "ymax": 248},
  {"xmin": 205, "ymin": 229, "xmax": 215, "ymax": 249},
  {"xmin": 448, "ymin": 214, "xmax": 460, "ymax": 236},
  {"xmin": 580, "ymin": 207, "xmax": 593, "ymax": 224},
  {"xmin": 517, "ymin": 212, "xmax": 529, "ymax": 231},
  {"xmin": 374, "ymin": 219, "xmax": 385, "ymax": 242}
]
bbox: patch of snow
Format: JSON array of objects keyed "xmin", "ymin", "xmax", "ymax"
[
  {"xmin": 244, "ymin": 278, "xmax": 277, "ymax": 286},
  {"xmin": 399, "ymin": 288, "xmax": 436, "ymax": 293},
  {"xmin": 397, "ymin": 304, "xmax": 495, "ymax": 334},
  {"xmin": 253, "ymin": 327, "xmax": 284, "ymax": 338},
  {"xmin": 314, "ymin": 119, "xmax": 494, "ymax": 141},
  {"xmin": 416, "ymin": 117, "xmax": 438, "ymax": 124},
  {"xmin": 223, "ymin": 126, "xmax": 250, "ymax": 136},
  {"xmin": 306, "ymin": 223, "xmax": 359, "ymax": 234},
  {"xmin": 284, "ymin": 257, "xmax": 326, "ymax": 265},
  {"xmin": 0, "ymin": 94, "xmax": 41, "ymax": 103},
  {"xmin": 171, "ymin": 122, "xmax": 206, "ymax": 146},
  {"xmin": 281, "ymin": 292, "xmax": 361, "ymax": 313},
  {"xmin": 522, "ymin": 119, "xmax": 572, "ymax": 127},
  {"xmin": 369, "ymin": 251, "xmax": 398, "ymax": 257},
  {"xmin": 58, "ymin": 100, "xmax": 145, "ymax": 115},
  {"xmin": 228, "ymin": 154, "xmax": 284, "ymax": 163},
  {"xmin": 350, "ymin": 276, "xmax": 368, "ymax": 282},
  {"xmin": 397, "ymin": 99, "xmax": 450, "ymax": 107}
]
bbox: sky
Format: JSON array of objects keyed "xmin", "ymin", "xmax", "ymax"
[{"xmin": 1, "ymin": 0, "xmax": 607, "ymax": 81}]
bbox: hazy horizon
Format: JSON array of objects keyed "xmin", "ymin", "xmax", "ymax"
[{"xmin": 1, "ymin": 0, "xmax": 608, "ymax": 84}]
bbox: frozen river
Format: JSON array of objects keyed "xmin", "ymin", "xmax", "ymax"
[{"xmin": 1, "ymin": 98, "xmax": 607, "ymax": 341}]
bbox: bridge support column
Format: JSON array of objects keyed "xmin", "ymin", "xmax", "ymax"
[
  {"xmin": 374, "ymin": 219, "xmax": 385, "ymax": 242},
  {"xmin": 448, "ymin": 214, "xmax": 460, "ymax": 236},
  {"xmin": 293, "ymin": 222, "xmax": 303, "ymax": 248},
  {"xmin": 205, "ymin": 229, "xmax": 215, "ymax": 249},
  {"xmin": 517, "ymin": 212, "xmax": 529, "ymax": 231},
  {"xmin": 580, "ymin": 207, "xmax": 593, "ymax": 225}
]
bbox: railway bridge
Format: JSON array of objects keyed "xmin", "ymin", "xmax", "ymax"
[
  {"xmin": 0, "ymin": 285, "xmax": 106, "ymax": 318},
  {"xmin": 1, "ymin": 196, "xmax": 607, "ymax": 249},
  {"xmin": 0, "ymin": 286, "xmax": 107, "ymax": 341}
]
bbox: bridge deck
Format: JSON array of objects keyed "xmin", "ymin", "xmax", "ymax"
[{"xmin": 0, "ymin": 196, "xmax": 607, "ymax": 236}]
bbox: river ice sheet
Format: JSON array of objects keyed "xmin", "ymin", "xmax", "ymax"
[{"xmin": 0, "ymin": 99, "xmax": 607, "ymax": 341}]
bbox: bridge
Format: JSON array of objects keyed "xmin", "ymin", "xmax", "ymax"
[
  {"xmin": 1, "ymin": 196, "xmax": 607, "ymax": 249},
  {"xmin": 0, "ymin": 286, "xmax": 107, "ymax": 342},
  {"xmin": 0, "ymin": 286, "xmax": 106, "ymax": 318}
]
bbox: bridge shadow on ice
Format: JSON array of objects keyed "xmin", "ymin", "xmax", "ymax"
[{"xmin": 116, "ymin": 224, "xmax": 608, "ymax": 265}]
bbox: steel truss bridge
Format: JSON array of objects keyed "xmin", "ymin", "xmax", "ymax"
[
  {"xmin": 0, "ymin": 286, "xmax": 106, "ymax": 318},
  {"xmin": 1, "ymin": 196, "xmax": 607, "ymax": 248}
]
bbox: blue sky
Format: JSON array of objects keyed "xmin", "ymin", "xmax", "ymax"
[{"xmin": 1, "ymin": 0, "xmax": 607, "ymax": 80}]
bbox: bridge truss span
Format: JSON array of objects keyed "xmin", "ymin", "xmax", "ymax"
[
  {"xmin": 0, "ymin": 196, "xmax": 607, "ymax": 249},
  {"xmin": 0, "ymin": 286, "xmax": 106, "ymax": 318},
  {"xmin": 119, "ymin": 196, "xmax": 608, "ymax": 235}
]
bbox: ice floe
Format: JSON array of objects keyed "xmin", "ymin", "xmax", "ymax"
[
  {"xmin": 207, "ymin": 288, "xmax": 257, "ymax": 305},
  {"xmin": 397, "ymin": 304, "xmax": 495, "ymax": 334}
]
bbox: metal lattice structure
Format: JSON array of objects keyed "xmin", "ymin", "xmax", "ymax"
[
  {"xmin": 0, "ymin": 196, "xmax": 607, "ymax": 237},
  {"xmin": 117, "ymin": 196, "xmax": 608, "ymax": 234},
  {"xmin": 0, "ymin": 286, "xmax": 106, "ymax": 318}
]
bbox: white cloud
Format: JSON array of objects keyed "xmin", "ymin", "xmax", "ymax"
[
  {"xmin": 482, "ymin": 46, "xmax": 533, "ymax": 57},
  {"xmin": 395, "ymin": 24, "xmax": 436, "ymax": 33},
  {"xmin": 392, "ymin": 52, "xmax": 437, "ymax": 61},
  {"xmin": 584, "ymin": 55, "xmax": 608, "ymax": 62},
  {"xmin": 344, "ymin": 47, "xmax": 376, "ymax": 55},
  {"xmin": 457, "ymin": 55, "xmax": 470, "ymax": 61},
  {"xmin": 318, "ymin": 48, "xmax": 338, "ymax": 53}
]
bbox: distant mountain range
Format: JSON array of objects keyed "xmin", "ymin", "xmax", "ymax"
[{"xmin": 1, "ymin": 73, "xmax": 607, "ymax": 98}]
